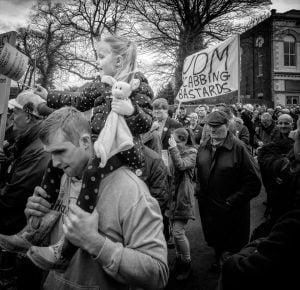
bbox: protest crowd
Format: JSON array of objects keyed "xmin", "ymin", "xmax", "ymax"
[{"xmin": 1, "ymin": 34, "xmax": 300, "ymax": 290}]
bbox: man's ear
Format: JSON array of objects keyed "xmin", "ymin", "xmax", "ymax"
[{"xmin": 79, "ymin": 133, "xmax": 92, "ymax": 150}]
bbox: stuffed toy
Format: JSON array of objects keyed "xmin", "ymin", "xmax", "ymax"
[{"xmin": 94, "ymin": 75, "xmax": 140, "ymax": 167}]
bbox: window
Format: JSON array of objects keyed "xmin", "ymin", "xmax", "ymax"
[
  {"xmin": 255, "ymin": 37, "xmax": 264, "ymax": 76},
  {"xmin": 284, "ymin": 35, "xmax": 296, "ymax": 66},
  {"xmin": 286, "ymin": 96, "xmax": 299, "ymax": 105}
]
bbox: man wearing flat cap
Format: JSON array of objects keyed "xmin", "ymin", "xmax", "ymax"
[
  {"xmin": 0, "ymin": 90, "xmax": 50, "ymax": 289},
  {"xmin": 195, "ymin": 110, "xmax": 261, "ymax": 272}
]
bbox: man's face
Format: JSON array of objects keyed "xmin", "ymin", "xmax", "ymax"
[
  {"xmin": 153, "ymin": 107, "xmax": 168, "ymax": 121},
  {"xmin": 235, "ymin": 121, "xmax": 243, "ymax": 131},
  {"xmin": 278, "ymin": 118, "xmax": 293, "ymax": 135},
  {"xmin": 189, "ymin": 114, "xmax": 198, "ymax": 126},
  {"xmin": 261, "ymin": 115, "xmax": 272, "ymax": 128},
  {"xmin": 13, "ymin": 108, "xmax": 29, "ymax": 135},
  {"xmin": 208, "ymin": 124, "xmax": 228, "ymax": 140},
  {"xmin": 197, "ymin": 107, "xmax": 207, "ymax": 118},
  {"xmin": 43, "ymin": 130, "xmax": 90, "ymax": 178},
  {"xmin": 179, "ymin": 108, "xmax": 187, "ymax": 117}
]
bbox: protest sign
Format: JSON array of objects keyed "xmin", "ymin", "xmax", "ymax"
[
  {"xmin": 0, "ymin": 31, "xmax": 17, "ymax": 149},
  {"xmin": 0, "ymin": 42, "xmax": 29, "ymax": 82},
  {"xmin": 176, "ymin": 35, "xmax": 240, "ymax": 102}
]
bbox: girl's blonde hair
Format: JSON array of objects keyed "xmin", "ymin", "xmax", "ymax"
[{"xmin": 98, "ymin": 35, "xmax": 137, "ymax": 83}]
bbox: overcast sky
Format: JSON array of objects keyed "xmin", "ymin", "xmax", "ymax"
[{"xmin": 0, "ymin": 0, "xmax": 299, "ymax": 34}]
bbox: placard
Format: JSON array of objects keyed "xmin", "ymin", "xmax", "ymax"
[{"xmin": 0, "ymin": 42, "xmax": 29, "ymax": 82}]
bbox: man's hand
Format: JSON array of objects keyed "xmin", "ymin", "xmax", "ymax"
[
  {"xmin": 63, "ymin": 204, "xmax": 104, "ymax": 255},
  {"xmin": 24, "ymin": 186, "xmax": 51, "ymax": 219},
  {"xmin": 34, "ymin": 85, "xmax": 48, "ymax": 100},
  {"xmin": 111, "ymin": 98, "xmax": 134, "ymax": 116}
]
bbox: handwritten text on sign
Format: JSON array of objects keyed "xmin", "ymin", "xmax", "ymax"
[
  {"xmin": 176, "ymin": 35, "xmax": 239, "ymax": 102},
  {"xmin": 0, "ymin": 42, "xmax": 29, "ymax": 81}
]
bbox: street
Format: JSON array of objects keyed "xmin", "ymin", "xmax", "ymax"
[{"xmin": 166, "ymin": 187, "xmax": 266, "ymax": 290}]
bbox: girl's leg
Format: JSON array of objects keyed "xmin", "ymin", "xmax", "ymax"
[
  {"xmin": 172, "ymin": 219, "xmax": 191, "ymax": 263},
  {"xmin": 172, "ymin": 219, "xmax": 192, "ymax": 281}
]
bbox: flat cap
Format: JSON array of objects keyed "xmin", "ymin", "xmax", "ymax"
[{"xmin": 205, "ymin": 110, "xmax": 229, "ymax": 126}]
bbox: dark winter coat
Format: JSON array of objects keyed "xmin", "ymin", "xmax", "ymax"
[
  {"xmin": 139, "ymin": 146, "xmax": 169, "ymax": 212},
  {"xmin": 160, "ymin": 117, "xmax": 182, "ymax": 150},
  {"xmin": 47, "ymin": 72, "xmax": 153, "ymax": 138},
  {"xmin": 257, "ymin": 138, "xmax": 295, "ymax": 222},
  {"xmin": 0, "ymin": 122, "xmax": 50, "ymax": 235},
  {"xmin": 196, "ymin": 132, "xmax": 261, "ymax": 252},
  {"xmin": 222, "ymin": 208, "xmax": 300, "ymax": 290},
  {"xmin": 237, "ymin": 125, "xmax": 250, "ymax": 145},
  {"xmin": 254, "ymin": 121, "xmax": 281, "ymax": 147},
  {"xmin": 241, "ymin": 111, "xmax": 255, "ymax": 146},
  {"xmin": 190, "ymin": 124, "xmax": 203, "ymax": 145},
  {"xmin": 167, "ymin": 145, "xmax": 197, "ymax": 220}
]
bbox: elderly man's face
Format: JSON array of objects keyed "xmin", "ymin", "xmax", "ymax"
[
  {"xmin": 261, "ymin": 115, "xmax": 272, "ymax": 128},
  {"xmin": 208, "ymin": 124, "xmax": 228, "ymax": 140},
  {"xmin": 278, "ymin": 117, "xmax": 293, "ymax": 135},
  {"xmin": 43, "ymin": 130, "xmax": 90, "ymax": 178}
]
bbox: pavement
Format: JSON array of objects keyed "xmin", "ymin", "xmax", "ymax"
[{"xmin": 165, "ymin": 187, "xmax": 267, "ymax": 290}]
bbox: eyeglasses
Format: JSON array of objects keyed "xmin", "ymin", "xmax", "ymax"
[{"xmin": 278, "ymin": 122, "xmax": 291, "ymax": 125}]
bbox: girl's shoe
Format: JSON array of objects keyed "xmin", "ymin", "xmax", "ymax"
[
  {"xmin": 27, "ymin": 236, "xmax": 78, "ymax": 272},
  {"xmin": 0, "ymin": 211, "xmax": 61, "ymax": 254}
]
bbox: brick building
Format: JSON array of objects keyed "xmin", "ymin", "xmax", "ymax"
[{"xmin": 240, "ymin": 9, "xmax": 300, "ymax": 107}]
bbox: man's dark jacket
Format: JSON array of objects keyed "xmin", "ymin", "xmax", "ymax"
[
  {"xmin": 0, "ymin": 122, "xmax": 50, "ymax": 234},
  {"xmin": 196, "ymin": 132, "xmax": 261, "ymax": 252}
]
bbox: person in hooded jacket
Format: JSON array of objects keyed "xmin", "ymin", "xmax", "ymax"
[{"xmin": 166, "ymin": 127, "xmax": 197, "ymax": 281}]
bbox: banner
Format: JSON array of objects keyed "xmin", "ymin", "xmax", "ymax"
[
  {"xmin": 176, "ymin": 35, "xmax": 239, "ymax": 102},
  {"xmin": 0, "ymin": 42, "xmax": 29, "ymax": 82}
]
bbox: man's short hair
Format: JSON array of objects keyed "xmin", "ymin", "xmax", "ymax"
[
  {"xmin": 152, "ymin": 98, "xmax": 169, "ymax": 110},
  {"xmin": 39, "ymin": 107, "xmax": 91, "ymax": 146}
]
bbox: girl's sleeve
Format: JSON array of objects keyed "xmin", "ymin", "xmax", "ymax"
[
  {"xmin": 47, "ymin": 79, "xmax": 104, "ymax": 112},
  {"xmin": 169, "ymin": 147, "xmax": 197, "ymax": 171},
  {"xmin": 125, "ymin": 77, "xmax": 154, "ymax": 136}
]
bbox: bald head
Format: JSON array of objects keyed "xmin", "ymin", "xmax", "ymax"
[{"xmin": 278, "ymin": 114, "xmax": 293, "ymax": 123}]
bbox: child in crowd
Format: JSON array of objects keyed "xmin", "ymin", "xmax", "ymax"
[
  {"xmin": 166, "ymin": 127, "xmax": 197, "ymax": 281},
  {"xmin": 0, "ymin": 35, "xmax": 154, "ymax": 271}
]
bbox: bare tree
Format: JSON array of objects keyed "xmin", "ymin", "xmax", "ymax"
[
  {"xmin": 126, "ymin": 0, "xmax": 271, "ymax": 94},
  {"xmin": 38, "ymin": 0, "xmax": 130, "ymax": 76}
]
